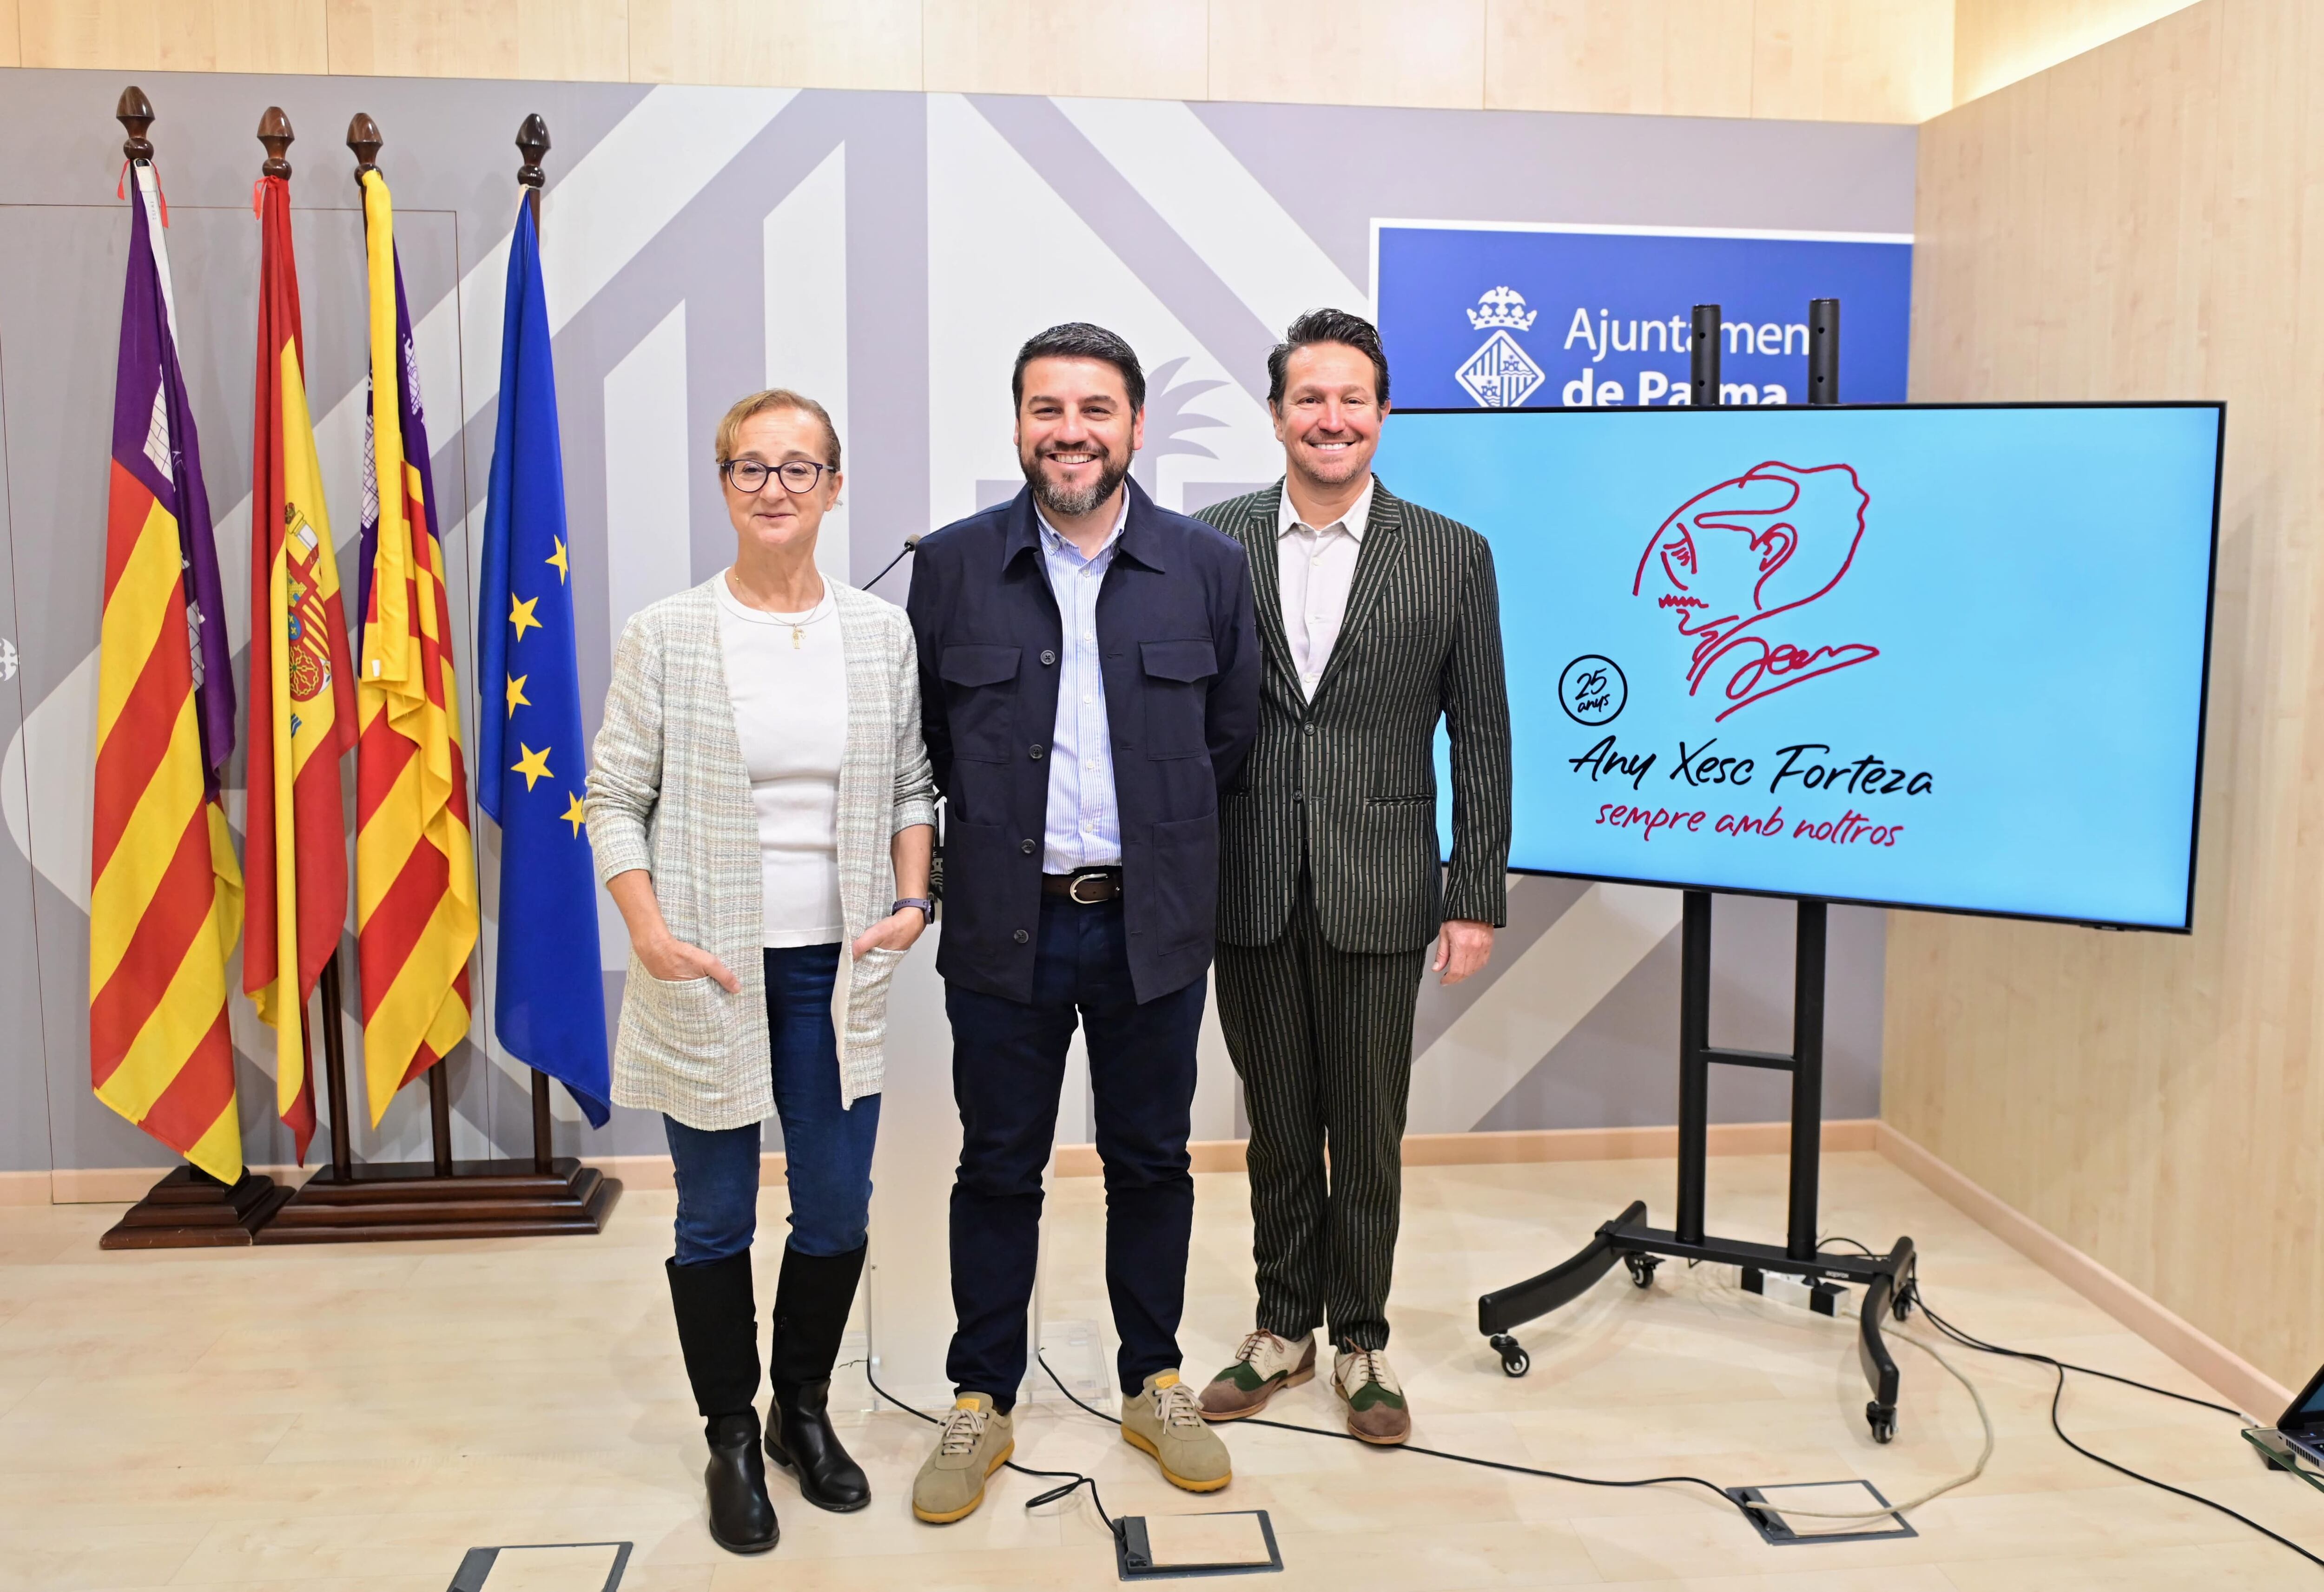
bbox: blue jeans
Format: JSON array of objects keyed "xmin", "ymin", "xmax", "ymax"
[
  {"xmin": 943, "ymin": 895, "xmax": 1205, "ymax": 1405},
  {"xmin": 665, "ymin": 944, "xmax": 881, "ymax": 1264}
]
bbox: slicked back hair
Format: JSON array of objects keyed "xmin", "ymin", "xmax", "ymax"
[
  {"xmin": 1012, "ymin": 322, "xmax": 1146, "ymax": 412},
  {"xmin": 1267, "ymin": 308, "xmax": 1390, "ymax": 410}
]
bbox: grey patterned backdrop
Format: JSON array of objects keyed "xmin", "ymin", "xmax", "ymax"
[{"xmin": 0, "ymin": 67, "xmax": 1911, "ymax": 1178}]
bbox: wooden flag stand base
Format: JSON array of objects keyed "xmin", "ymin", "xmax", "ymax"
[
  {"xmin": 99, "ymin": 1166, "xmax": 297, "ymax": 1250},
  {"xmin": 252, "ymin": 956, "xmax": 620, "ymax": 1245}
]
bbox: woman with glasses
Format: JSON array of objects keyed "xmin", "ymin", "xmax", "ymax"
[{"xmin": 588, "ymin": 389, "xmax": 935, "ymax": 1555}]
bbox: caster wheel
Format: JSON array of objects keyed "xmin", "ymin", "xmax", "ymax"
[
  {"xmin": 1489, "ymin": 1334, "xmax": 1531, "ymax": 1377},
  {"xmin": 1624, "ymin": 1254, "xmax": 1660, "ymax": 1289},
  {"xmin": 1867, "ymin": 1402, "xmax": 1896, "ymax": 1444}
]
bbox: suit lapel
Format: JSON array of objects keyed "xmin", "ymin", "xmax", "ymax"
[
  {"xmin": 1309, "ymin": 481, "xmax": 1407, "ymax": 708},
  {"xmin": 1236, "ymin": 480, "xmax": 1301, "ymax": 692}
]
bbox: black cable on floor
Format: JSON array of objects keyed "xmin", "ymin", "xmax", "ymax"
[
  {"xmin": 1888, "ymin": 1270, "xmax": 2324, "ymax": 1571},
  {"xmin": 863, "ymin": 1364, "xmax": 1113, "ymax": 1528},
  {"xmin": 1030, "ymin": 1352, "xmax": 1766, "ymax": 1529}
]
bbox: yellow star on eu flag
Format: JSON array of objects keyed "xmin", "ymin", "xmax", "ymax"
[
  {"xmin": 509, "ymin": 592, "xmax": 542, "ymax": 640},
  {"xmin": 547, "ymin": 538, "xmax": 570, "ymax": 583},
  {"xmin": 505, "ymin": 673, "xmax": 530, "ymax": 716},
  {"xmin": 512, "ymin": 743, "xmax": 553, "ymax": 790},
  {"xmin": 562, "ymin": 792, "xmax": 587, "ymax": 836}
]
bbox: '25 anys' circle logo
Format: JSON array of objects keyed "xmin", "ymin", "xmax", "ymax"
[{"xmin": 1559, "ymin": 655, "xmax": 1626, "ymax": 726}]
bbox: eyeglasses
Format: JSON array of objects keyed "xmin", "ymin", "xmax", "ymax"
[{"xmin": 721, "ymin": 459, "xmax": 832, "ymax": 494}]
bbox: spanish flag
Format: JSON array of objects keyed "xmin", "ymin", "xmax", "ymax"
[
  {"xmin": 91, "ymin": 160, "xmax": 245, "ymax": 1181},
  {"xmin": 353, "ymin": 168, "xmax": 478, "ymax": 1125},
  {"xmin": 243, "ymin": 168, "xmax": 358, "ymax": 1163}
]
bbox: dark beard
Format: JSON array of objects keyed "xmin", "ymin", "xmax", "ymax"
[{"xmin": 1023, "ymin": 444, "xmax": 1130, "ymax": 520}]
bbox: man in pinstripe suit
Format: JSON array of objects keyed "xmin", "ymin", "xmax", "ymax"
[{"xmin": 1193, "ymin": 310, "xmax": 1512, "ymax": 1446}]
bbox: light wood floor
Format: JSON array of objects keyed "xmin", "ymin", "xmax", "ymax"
[{"xmin": 3, "ymin": 1150, "xmax": 2319, "ymax": 1589}]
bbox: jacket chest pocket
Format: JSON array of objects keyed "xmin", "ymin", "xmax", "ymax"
[
  {"xmin": 1141, "ymin": 638, "xmax": 1216, "ymax": 759},
  {"xmin": 940, "ymin": 644, "xmax": 1022, "ymax": 763}
]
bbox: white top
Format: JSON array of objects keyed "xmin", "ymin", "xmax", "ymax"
[
  {"xmin": 713, "ymin": 569, "xmax": 847, "ymax": 947},
  {"xmin": 1277, "ymin": 475, "xmax": 1375, "ymax": 698}
]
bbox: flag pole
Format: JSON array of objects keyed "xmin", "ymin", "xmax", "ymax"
[
  {"xmin": 95, "ymin": 85, "xmax": 295, "ymax": 1248},
  {"xmin": 243, "ymin": 107, "xmax": 615, "ymax": 1243},
  {"xmin": 516, "ymin": 111, "xmax": 557, "ymax": 1177},
  {"xmin": 348, "ymin": 112, "xmax": 460, "ymax": 1180},
  {"xmin": 256, "ymin": 105, "xmax": 362, "ymax": 1190}
]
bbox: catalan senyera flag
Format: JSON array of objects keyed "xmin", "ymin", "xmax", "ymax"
[
  {"xmin": 90, "ymin": 160, "xmax": 245, "ymax": 1181},
  {"xmin": 353, "ymin": 168, "xmax": 479, "ymax": 1126},
  {"xmin": 244, "ymin": 171, "xmax": 358, "ymax": 1164},
  {"xmin": 476, "ymin": 194, "xmax": 612, "ymax": 1126}
]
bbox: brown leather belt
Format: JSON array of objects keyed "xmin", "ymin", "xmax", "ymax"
[{"xmin": 1042, "ymin": 867, "xmax": 1123, "ymax": 904}]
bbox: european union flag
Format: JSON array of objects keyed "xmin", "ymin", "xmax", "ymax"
[{"xmin": 476, "ymin": 196, "xmax": 610, "ymax": 1127}]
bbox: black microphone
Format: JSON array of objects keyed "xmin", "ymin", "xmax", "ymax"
[{"xmin": 863, "ymin": 534, "xmax": 921, "ymax": 592}]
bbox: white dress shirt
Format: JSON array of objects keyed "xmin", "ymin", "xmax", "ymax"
[{"xmin": 1277, "ymin": 475, "xmax": 1375, "ymax": 698}]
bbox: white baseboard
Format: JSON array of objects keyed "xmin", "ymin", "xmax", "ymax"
[{"xmin": 1875, "ymin": 1122, "xmax": 2291, "ymax": 1421}]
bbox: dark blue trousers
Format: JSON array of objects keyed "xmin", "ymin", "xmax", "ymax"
[
  {"xmin": 664, "ymin": 943, "xmax": 882, "ymax": 1265},
  {"xmin": 944, "ymin": 895, "xmax": 1205, "ymax": 1408}
]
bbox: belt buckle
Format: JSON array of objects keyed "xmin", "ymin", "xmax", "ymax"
[{"xmin": 1068, "ymin": 870, "xmax": 1109, "ymax": 905}]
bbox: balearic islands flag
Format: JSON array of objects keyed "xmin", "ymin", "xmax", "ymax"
[
  {"xmin": 353, "ymin": 168, "xmax": 478, "ymax": 1125},
  {"xmin": 90, "ymin": 159, "xmax": 246, "ymax": 1181},
  {"xmin": 475, "ymin": 194, "xmax": 611, "ymax": 1126},
  {"xmin": 243, "ymin": 166, "xmax": 358, "ymax": 1164}
]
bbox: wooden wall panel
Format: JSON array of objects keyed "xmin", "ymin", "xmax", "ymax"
[
  {"xmin": 324, "ymin": 0, "xmax": 626, "ymax": 81},
  {"xmin": 922, "ymin": 0, "xmax": 1207, "ymax": 101},
  {"xmin": 1485, "ymin": 0, "xmax": 1754, "ymax": 117},
  {"xmin": 20, "ymin": 0, "xmax": 328, "ymax": 73},
  {"xmin": 1893, "ymin": 0, "xmax": 2324, "ymax": 1389},
  {"xmin": 1749, "ymin": 0, "xmax": 1952, "ymax": 122},
  {"xmin": 1954, "ymin": 0, "xmax": 2203, "ymax": 105},
  {"xmin": 627, "ymin": 0, "xmax": 920, "ymax": 90},
  {"xmin": 1210, "ymin": 0, "xmax": 1486, "ymax": 111}
]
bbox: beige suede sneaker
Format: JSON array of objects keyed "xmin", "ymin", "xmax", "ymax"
[
  {"xmin": 911, "ymin": 1393, "xmax": 1014, "ymax": 1523},
  {"xmin": 1334, "ymin": 1348, "xmax": 1411, "ymax": 1445},
  {"xmin": 1199, "ymin": 1329, "xmax": 1316, "ymax": 1421},
  {"xmin": 1121, "ymin": 1370, "xmax": 1233, "ymax": 1492}
]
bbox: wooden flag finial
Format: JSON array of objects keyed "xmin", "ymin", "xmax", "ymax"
[
  {"xmin": 257, "ymin": 106, "xmax": 294, "ymax": 178},
  {"xmin": 347, "ymin": 112, "xmax": 383, "ymax": 192},
  {"xmin": 116, "ymin": 86, "xmax": 155, "ymax": 163},
  {"xmin": 516, "ymin": 113, "xmax": 550, "ymax": 191}
]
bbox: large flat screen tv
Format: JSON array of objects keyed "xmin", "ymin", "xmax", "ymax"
[{"xmin": 1373, "ymin": 403, "xmax": 2225, "ymax": 931}]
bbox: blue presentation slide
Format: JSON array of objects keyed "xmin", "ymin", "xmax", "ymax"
[
  {"xmin": 1374, "ymin": 404, "xmax": 2223, "ymax": 929},
  {"xmin": 1376, "ymin": 224, "xmax": 1913, "ymax": 411}
]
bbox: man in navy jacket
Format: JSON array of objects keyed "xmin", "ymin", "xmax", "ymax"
[{"xmin": 905, "ymin": 323, "xmax": 1259, "ymax": 1521}]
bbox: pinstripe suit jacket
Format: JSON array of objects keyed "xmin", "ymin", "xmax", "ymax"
[{"xmin": 1195, "ymin": 479, "xmax": 1512, "ymax": 954}]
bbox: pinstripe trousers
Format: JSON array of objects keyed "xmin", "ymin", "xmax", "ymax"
[{"xmin": 1215, "ymin": 883, "xmax": 1427, "ymax": 1353}]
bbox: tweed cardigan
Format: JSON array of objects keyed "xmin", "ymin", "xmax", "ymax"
[{"xmin": 585, "ymin": 575, "xmax": 937, "ymax": 1127}]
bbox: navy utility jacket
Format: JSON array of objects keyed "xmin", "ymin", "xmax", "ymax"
[{"xmin": 907, "ymin": 480, "xmax": 1260, "ymax": 1003}]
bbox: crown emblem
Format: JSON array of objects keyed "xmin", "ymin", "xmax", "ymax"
[{"xmin": 1466, "ymin": 285, "xmax": 1537, "ymax": 332}]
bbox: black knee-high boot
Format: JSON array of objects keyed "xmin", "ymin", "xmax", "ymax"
[
  {"xmin": 765, "ymin": 1242, "xmax": 871, "ymax": 1512},
  {"xmin": 666, "ymin": 1255, "xmax": 779, "ymax": 1553}
]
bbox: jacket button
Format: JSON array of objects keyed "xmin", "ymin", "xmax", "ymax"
[
  {"xmin": 1013, "ymin": 928, "xmax": 1030, "ymax": 945},
  {"xmin": 1029, "ymin": 743, "xmax": 1045, "ymax": 760},
  {"xmin": 1040, "ymin": 649, "xmax": 1057, "ymax": 666},
  {"xmin": 1294, "ymin": 791, "xmax": 1305, "ymax": 803},
  {"xmin": 1020, "ymin": 838, "xmax": 1036, "ymax": 854},
  {"xmin": 1303, "ymin": 723, "xmax": 1316, "ymax": 735}
]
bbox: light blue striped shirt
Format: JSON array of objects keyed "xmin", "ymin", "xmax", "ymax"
[{"xmin": 1037, "ymin": 497, "xmax": 1128, "ymax": 872}]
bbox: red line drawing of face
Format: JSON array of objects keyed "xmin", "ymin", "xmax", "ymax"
[{"xmin": 1631, "ymin": 460, "xmax": 1878, "ymax": 720}]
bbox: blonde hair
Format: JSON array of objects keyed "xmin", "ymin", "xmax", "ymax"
[{"xmin": 713, "ymin": 388, "xmax": 842, "ymax": 471}]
